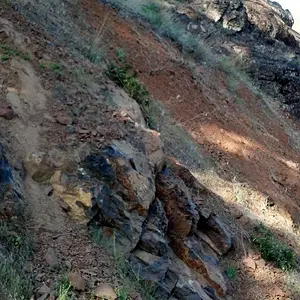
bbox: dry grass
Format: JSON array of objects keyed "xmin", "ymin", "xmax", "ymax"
[{"xmin": 0, "ymin": 220, "xmax": 33, "ymax": 300}]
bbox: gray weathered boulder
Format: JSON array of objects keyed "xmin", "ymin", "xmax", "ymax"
[
  {"xmin": 85, "ymin": 141, "xmax": 156, "ymax": 252},
  {"xmin": 85, "ymin": 138, "xmax": 232, "ymax": 299},
  {"xmin": 178, "ymin": 0, "xmax": 296, "ymax": 45}
]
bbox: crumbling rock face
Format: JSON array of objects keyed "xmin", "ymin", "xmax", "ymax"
[
  {"xmin": 85, "ymin": 134, "xmax": 232, "ymax": 299},
  {"xmin": 85, "ymin": 140, "xmax": 156, "ymax": 252},
  {"xmin": 248, "ymin": 56, "xmax": 300, "ymax": 117},
  {"xmin": 244, "ymin": 0, "xmax": 296, "ymax": 46},
  {"xmin": 174, "ymin": 0, "xmax": 300, "ymax": 118},
  {"xmin": 189, "ymin": 0, "xmax": 246, "ymax": 32},
  {"xmin": 179, "ymin": 0, "xmax": 296, "ymax": 46}
]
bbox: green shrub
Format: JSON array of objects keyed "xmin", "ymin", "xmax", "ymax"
[
  {"xmin": 105, "ymin": 50, "xmax": 161, "ymax": 129},
  {"xmin": 106, "ymin": 63, "xmax": 148, "ymax": 102},
  {"xmin": 56, "ymin": 277, "xmax": 72, "ymax": 300},
  {"xmin": 226, "ymin": 266, "xmax": 237, "ymax": 280},
  {"xmin": 251, "ymin": 224, "xmax": 295, "ymax": 271},
  {"xmin": 141, "ymin": 3, "xmax": 163, "ymax": 27},
  {"xmin": 0, "ymin": 43, "xmax": 30, "ymax": 61},
  {"xmin": 49, "ymin": 62, "xmax": 62, "ymax": 74}
]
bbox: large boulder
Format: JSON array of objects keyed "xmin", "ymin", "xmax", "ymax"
[
  {"xmin": 86, "ymin": 140, "xmax": 232, "ymax": 299},
  {"xmin": 244, "ymin": 0, "xmax": 296, "ymax": 46},
  {"xmin": 85, "ymin": 141, "xmax": 156, "ymax": 252}
]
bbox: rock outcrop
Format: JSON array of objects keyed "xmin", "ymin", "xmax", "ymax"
[
  {"xmin": 82, "ymin": 134, "xmax": 232, "ymax": 299},
  {"xmin": 174, "ymin": 0, "xmax": 300, "ymax": 119},
  {"xmin": 181, "ymin": 0, "xmax": 295, "ymax": 45},
  {"xmin": 244, "ymin": 0, "xmax": 296, "ymax": 46}
]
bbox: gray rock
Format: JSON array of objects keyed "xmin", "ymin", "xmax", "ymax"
[
  {"xmin": 198, "ymin": 214, "xmax": 232, "ymax": 256},
  {"xmin": 87, "ymin": 142, "xmax": 231, "ymax": 299},
  {"xmin": 68, "ymin": 272, "xmax": 86, "ymax": 291},
  {"xmin": 130, "ymin": 250, "xmax": 169, "ymax": 282},
  {"xmin": 86, "ymin": 141, "xmax": 156, "ymax": 252},
  {"xmin": 44, "ymin": 247, "xmax": 59, "ymax": 267},
  {"xmin": 93, "ymin": 283, "xmax": 117, "ymax": 300}
]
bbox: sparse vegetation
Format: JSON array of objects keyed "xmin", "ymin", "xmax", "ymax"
[
  {"xmin": 85, "ymin": 44, "xmax": 106, "ymax": 64},
  {"xmin": 116, "ymin": 287, "xmax": 130, "ymax": 300},
  {"xmin": 56, "ymin": 277, "xmax": 73, "ymax": 300},
  {"xmin": 106, "ymin": 51, "xmax": 148, "ymax": 101},
  {"xmin": 0, "ymin": 42, "xmax": 31, "ymax": 61},
  {"xmin": 91, "ymin": 227, "xmax": 159, "ymax": 300},
  {"xmin": 251, "ymin": 224, "xmax": 295, "ymax": 271},
  {"xmin": 226, "ymin": 266, "xmax": 237, "ymax": 280},
  {"xmin": 285, "ymin": 270, "xmax": 300, "ymax": 298},
  {"xmin": 106, "ymin": 49, "xmax": 161, "ymax": 128},
  {"xmin": 39, "ymin": 60, "xmax": 63, "ymax": 75},
  {"xmin": 49, "ymin": 62, "xmax": 62, "ymax": 74},
  {"xmin": 0, "ymin": 220, "xmax": 33, "ymax": 300}
]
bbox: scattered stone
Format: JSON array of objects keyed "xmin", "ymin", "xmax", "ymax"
[
  {"xmin": 25, "ymin": 261, "xmax": 34, "ymax": 272},
  {"xmin": 130, "ymin": 291, "xmax": 143, "ymax": 300},
  {"xmin": 68, "ymin": 272, "xmax": 86, "ymax": 291},
  {"xmin": 252, "ymin": 254, "xmax": 261, "ymax": 260},
  {"xmin": 0, "ymin": 105, "xmax": 15, "ymax": 120},
  {"xmin": 65, "ymin": 260, "xmax": 72, "ymax": 269},
  {"xmin": 243, "ymin": 257, "xmax": 256, "ymax": 270},
  {"xmin": 230, "ymin": 206, "xmax": 243, "ymax": 219},
  {"xmin": 37, "ymin": 283, "xmax": 51, "ymax": 295},
  {"xmin": 58, "ymin": 198, "xmax": 71, "ymax": 212},
  {"xmin": 35, "ymin": 273, "xmax": 45, "ymax": 282},
  {"xmin": 45, "ymin": 186, "xmax": 54, "ymax": 196},
  {"xmin": 24, "ymin": 152, "xmax": 55, "ymax": 182},
  {"xmin": 55, "ymin": 114, "xmax": 73, "ymax": 125},
  {"xmin": 93, "ymin": 283, "xmax": 117, "ymax": 300},
  {"xmin": 274, "ymin": 286, "xmax": 285, "ymax": 297},
  {"xmin": 0, "ymin": 29, "xmax": 9, "ymax": 41},
  {"xmin": 256, "ymin": 258, "xmax": 266, "ymax": 268},
  {"xmin": 36, "ymin": 294, "xmax": 48, "ymax": 300},
  {"xmin": 44, "ymin": 247, "xmax": 59, "ymax": 267}
]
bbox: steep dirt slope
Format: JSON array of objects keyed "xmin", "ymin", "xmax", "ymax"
[
  {"xmin": 1, "ymin": 0, "xmax": 300, "ymax": 300},
  {"xmin": 0, "ymin": 8, "xmax": 123, "ymax": 300}
]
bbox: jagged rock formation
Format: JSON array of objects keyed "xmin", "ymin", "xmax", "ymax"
[
  {"xmin": 83, "ymin": 134, "xmax": 232, "ymax": 299},
  {"xmin": 178, "ymin": 0, "xmax": 295, "ymax": 44},
  {"xmin": 174, "ymin": 0, "xmax": 300, "ymax": 118}
]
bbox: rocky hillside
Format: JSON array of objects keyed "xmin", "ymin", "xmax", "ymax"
[
  {"xmin": 1, "ymin": 0, "xmax": 300, "ymax": 300},
  {"xmin": 170, "ymin": 0, "xmax": 300, "ymax": 117}
]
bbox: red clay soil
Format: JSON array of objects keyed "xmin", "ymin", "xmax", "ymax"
[{"xmin": 81, "ymin": 0, "xmax": 300, "ymax": 225}]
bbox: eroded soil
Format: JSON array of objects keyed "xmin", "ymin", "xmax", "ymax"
[{"xmin": 1, "ymin": 0, "xmax": 300, "ymax": 299}]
